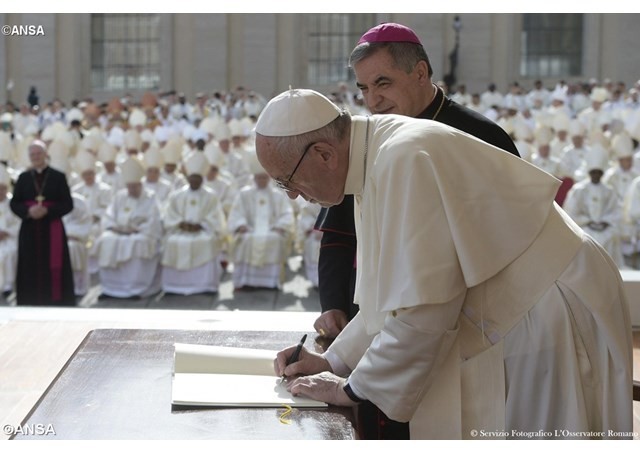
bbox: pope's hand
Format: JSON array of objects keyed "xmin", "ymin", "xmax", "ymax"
[
  {"xmin": 273, "ymin": 345, "xmax": 332, "ymax": 379},
  {"xmin": 286, "ymin": 372, "xmax": 358, "ymax": 407}
]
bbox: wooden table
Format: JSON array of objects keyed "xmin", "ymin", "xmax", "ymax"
[{"xmin": 12, "ymin": 329, "xmax": 356, "ymax": 440}]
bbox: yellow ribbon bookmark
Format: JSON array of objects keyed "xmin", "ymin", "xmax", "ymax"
[{"xmin": 279, "ymin": 404, "xmax": 293, "ymax": 425}]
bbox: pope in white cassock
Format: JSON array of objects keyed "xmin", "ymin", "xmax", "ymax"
[
  {"xmin": 258, "ymin": 89, "xmax": 632, "ymax": 439},
  {"xmin": 63, "ymin": 192, "xmax": 92, "ymax": 296},
  {"xmin": 96, "ymin": 157, "xmax": 163, "ymax": 298},
  {"xmin": 227, "ymin": 154, "xmax": 294, "ymax": 289},
  {"xmin": 0, "ymin": 165, "xmax": 19, "ymax": 295},
  {"xmin": 161, "ymin": 152, "xmax": 227, "ymax": 295}
]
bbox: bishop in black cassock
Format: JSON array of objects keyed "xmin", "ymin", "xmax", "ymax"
[{"xmin": 10, "ymin": 140, "xmax": 75, "ymax": 306}]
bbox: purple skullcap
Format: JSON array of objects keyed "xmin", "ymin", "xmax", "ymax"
[{"xmin": 357, "ymin": 23, "xmax": 422, "ymax": 45}]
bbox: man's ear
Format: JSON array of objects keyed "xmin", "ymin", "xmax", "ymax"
[
  {"xmin": 313, "ymin": 142, "xmax": 339, "ymax": 170},
  {"xmin": 414, "ymin": 60, "xmax": 429, "ymax": 85}
]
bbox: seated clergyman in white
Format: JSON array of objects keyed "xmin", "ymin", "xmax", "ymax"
[
  {"xmin": 63, "ymin": 192, "xmax": 92, "ymax": 296},
  {"xmin": 205, "ymin": 123, "xmax": 251, "ymax": 190},
  {"xmin": 72, "ymin": 149, "xmax": 113, "ymax": 275},
  {"xmin": 160, "ymin": 138, "xmax": 188, "ymax": 191},
  {"xmin": 604, "ymin": 133, "xmax": 639, "ymax": 260},
  {"xmin": 142, "ymin": 146, "xmax": 172, "ymax": 215},
  {"xmin": 203, "ymin": 156, "xmax": 238, "ymax": 218},
  {"xmin": 161, "ymin": 152, "xmax": 227, "ymax": 295},
  {"xmin": 227, "ymin": 154, "xmax": 294, "ymax": 289},
  {"xmin": 96, "ymin": 142, "xmax": 124, "ymax": 195},
  {"xmin": 564, "ymin": 144, "xmax": 624, "ymax": 267},
  {"xmin": 296, "ymin": 198, "xmax": 322, "ymax": 287},
  {"xmin": 0, "ymin": 165, "xmax": 19, "ymax": 296},
  {"xmin": 96, "ymin": 157, "xmax": 163, "ymax": 298}
]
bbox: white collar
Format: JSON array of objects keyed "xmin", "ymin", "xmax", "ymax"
[{"xmin": 343, "ymin": 116, "xmax": 370, "ymax": 197}]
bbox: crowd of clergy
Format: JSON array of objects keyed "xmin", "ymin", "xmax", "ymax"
[
  {"xmin": 0, "ymin": 88, "xmax": 322, "ymax": 299},
  {"xmin": 0, "ymin": 79, "xmax": 640, "ymax": 300},
  {"xmin": 346, "ymin": 76, "xmax": 640, "ymax": 271}
]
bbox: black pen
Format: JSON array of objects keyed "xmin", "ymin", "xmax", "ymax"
[{"xmin": 280, "ymin": 334, "xmax": 307, "ymax": 382}]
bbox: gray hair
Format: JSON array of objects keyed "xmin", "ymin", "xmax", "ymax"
[
  {"xmin": 349, "ymin": 41, "xmax": 433, "ymax": 78},
  {"xmin": 29, "ymin": 139, "xmax": 47, "ymax": 152},
  {"xmin": 265, "ymin": 110, "xmax": 352, "ymax": 161}
]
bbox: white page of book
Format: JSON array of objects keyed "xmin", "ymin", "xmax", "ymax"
[
  {"xmin": 172, "ymin": 343, "xmax": 327, "ymax": 408},
  {"xmin": 174, "ymin": 343, "xmax": 276, "ymax": 375}
]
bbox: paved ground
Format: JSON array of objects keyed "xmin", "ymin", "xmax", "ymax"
[{"xmin": 0, "ymin": 255, "xmax": 321, "ymax": 313}]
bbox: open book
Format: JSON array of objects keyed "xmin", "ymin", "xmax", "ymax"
[{"xmin": 172, "ymin": 343, "xmax": 328, "ymax": 408}]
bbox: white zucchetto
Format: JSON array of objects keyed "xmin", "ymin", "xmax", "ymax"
[{"xmin": 255, "ymin": 89, "xmax": 342, "ymax": 137}]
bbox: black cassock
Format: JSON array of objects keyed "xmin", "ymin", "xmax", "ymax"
[{"xmin": 10, "ymin": 166, "xmax": 75, "ymax": 306}]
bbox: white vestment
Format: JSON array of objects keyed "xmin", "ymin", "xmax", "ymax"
[
  {"xmin": 531, "ymin": 153, "xmax": 561, "ymax": 177},
  {"xmin": 161, "ymin": 170, "xmax": 188, "ymax": 191},
  {"xmin": 96, "ymin": 188, "xmax": 163, "ymax": 297},
  {"xmin": 204, "ymin": 176, "xmax": 237, "ymax": 217},
  {"xmin": 0, "ymin": 197, "xmax": 20, "ymax": 293},
  {"xmin": 450, "ymin": 92, "xmax": 471, "ymax": 106},
  {"xmin": 296, "ymin": 199, "xmax": 322, "ymax": 287},
  {"xmin": 550, "ymin": 137, "xmax": 570, "ymax": 159},
  {"xmin": 623, "ymin": 175, "xmax": 640, "ymax": 259},
  {"xmin": 527, "ymin": 88, "xmax": 551, "ymax": 108},
  {"xmin": 161, "ymin": 186, "xmax": 227, "ymax": 294},
  {"xmin": 578, "ymin": 108, "xmax": 612, "ymax": 143},
  {"xmin": 205, "ymin": 145, "xmax": 251, "ymax": 189},
  {"xmin": 480, "ymin": 90, "xmax": 504, "ymax": 110},
  {"xmin": 227, "ymin": 185, "xmax": 294, "ymax": 288},
  {"xmin": 142, "ymin": 178, "xmax": 173, "ymax": 214},
  {"xmin": 72, "ymin": 180, "xmax": 113, "ymax": 273},
  {"xmin": 231, "ymin": 145, "xmax": 254, "ymax": 188},
  {"xmin": 323, "ymin": 116, "xmax": 632, "ymax": 439},
  {"xmin": 564, "ymin": 180, "xmax": 624, "ymax": 266},
  {"xmin": 559, "ymin": 145, "xmax": 590, "ymax": 181},
  {"xmin": 12, "ymin": 113, "xmax": 39, "ymax": 137},
  {"xmin": 98, "ymin": 170, "xmax": 124, "ymax": 194},
  {"xmin": 513, "ymin": 140, "xmax": 533, "ymax": 162},
  {"xmin": 604, "ymin": 167, "xmax": 640, "ymax": 256},
  {"xmin": 63, "ymin": 193, "xmax": 92, "ymax": 296},
  {"xmin": 603, "ymin": 166, "xmax": 639, "ymax": 205}
]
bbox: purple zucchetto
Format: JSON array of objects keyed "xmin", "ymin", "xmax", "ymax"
[{"xmin": 357, "ymin": 22, "xmax": 422, "ymax": 45}]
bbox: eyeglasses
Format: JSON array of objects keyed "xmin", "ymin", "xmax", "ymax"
[{"xmin": 273, "ymin": 142, "xmax": 316, "ymax": 193}]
